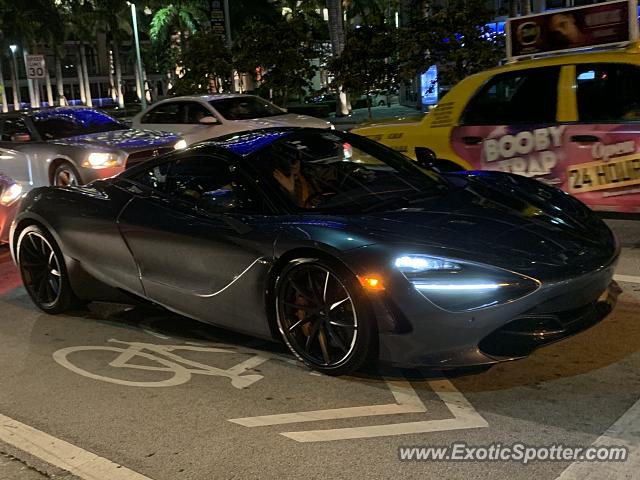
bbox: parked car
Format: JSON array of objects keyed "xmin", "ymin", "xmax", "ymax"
[
  {"xmin": 369, "ymin": 90, "xmax": 399, "ymax": 107},
  {"xmin": 0, "ymin": 107, "xmax": 185, "ymax": 189},
  {"xmin": 354, "ymin": 48, "xmax": 640, "ymax": 213},
  {"xmin": 305, "ymin": 93, "xmax": 338, "ymax": 111},
  {"xmin": 10, "ymin": 128, "xmax": 619, "ymax": 375},
  {"xmin": 0, "ymin": 175, "xmax": 21, "ymax": 243},
  {"xmin": 132, "ymin": 94, "xmax": 333, "ymax": 145}
]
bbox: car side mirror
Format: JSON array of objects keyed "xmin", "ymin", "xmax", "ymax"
[
  {"xmin": 11, "ymin": 133, "xmax": 31, "ymax": 142},
  {"xmin": 199, "ymin": 116, "xmax": 219, "ymax": 125},
  {"xmin": 415, "ymin": 147, "xmax": 437, "ymax": 170}
]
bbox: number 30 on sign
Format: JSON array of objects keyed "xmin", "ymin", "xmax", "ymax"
[{"xmin": 26, "ymin": 55, "xmax": 46, "ymax": 79}]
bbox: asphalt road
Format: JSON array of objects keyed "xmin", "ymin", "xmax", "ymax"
[{"xmin": 0, "ymin": 219, "xmax": 639, "ymax": 480}]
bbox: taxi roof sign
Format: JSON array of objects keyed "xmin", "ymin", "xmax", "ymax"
[{"xmin": 506, "ymin": 0, "xmax": 639, "ymax": 60}]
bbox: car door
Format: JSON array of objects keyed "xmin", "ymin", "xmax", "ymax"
[
  {"xmin": 0, "ymin": 117, "xmax": 35, "ymax": 185},
  {"xmin": 450, "ymin": 66, "xmax": 564, "ymax": 183},
  {"xmin": 117, "ymin": 152, "xmax": 278, "ymax": 337},
  {"xmin": 562, "ymin": 62, "xmax": 640, "ymax": 213}
]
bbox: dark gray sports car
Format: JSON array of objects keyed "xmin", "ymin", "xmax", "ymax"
[{"xmin": 10, "ymin": 128, "xmax": 619, "ymax": 375}]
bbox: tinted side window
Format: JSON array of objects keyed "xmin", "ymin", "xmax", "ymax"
[
  {"xmin": 141, "ymin": 103, "xmax": 181, "ymax": 124},
  {"xmin": 462, "ymin": 67, "xmax": 560, "ymax": 125},
  {"xmin": 184, "ymin": 102, "xmax": 213, "ymax": 123},
  {"xmin": 1, "ymin": 118, "xmax": 31, "ymax": 141},
  {"xmin": 131, "ymin": 155, "xmax": 265, "ymax": 214},
  {"xmin": 131, "ymin": 161, "xmax": 171, "ymax": 191},
  {"xmin": 576, "ymin": 64, "xmax": 640, "ymax": 122}
]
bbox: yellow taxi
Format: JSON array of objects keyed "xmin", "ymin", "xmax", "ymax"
[{"xmin": 354, "ymin": 45, "xmax": 640, "ymax": 213}]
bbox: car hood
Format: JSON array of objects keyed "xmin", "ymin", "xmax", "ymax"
[
  {"xmin": 51, "ymin": 128, "xmax": 179, "ymax": 151},
  {"xmin": 292, "ymin": 172, "xmax": 616, "ymax": 279},
  {"xmin": 231, "ymin": 114, "xmax": 331, "ymax": 129}
]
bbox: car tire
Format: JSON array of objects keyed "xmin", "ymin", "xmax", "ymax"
[
  {"xmin": 378, "ymin": 100, "xmax": 385, "ymax": 107},
  {"xmin": 52, "ymin": 162, "xmax": 81, "ymax": 187},
  {"xmin": 275, "ymin": 257, "xmax": 377, "ymax": 375},
  {"xmin": 16, "ymin": 225, "xmax": 79, "ymax": 314}
]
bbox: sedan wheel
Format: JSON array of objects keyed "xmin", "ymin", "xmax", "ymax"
[
  {"xmin": 275, "ymin": 259, "xmax": 376, "ymax": 375},
  {"xmin": 53, "ymin": 163, "xmax": 80, "ymax": 187},
  {"xmin": 17, "ymin": 225, "xmax": 78, "ymax": 313}
]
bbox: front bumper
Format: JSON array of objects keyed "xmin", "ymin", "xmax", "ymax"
[
  {"xmin": 0, "ymin": 201, "xmax": 20, "ymax": 244},
  {"xmin": 370, "ymin": 257, "xmax": 618, "ymax": 368},
  {"xmin": 478, "ymin": 282, "xmax": 620, "ymax": 358}
]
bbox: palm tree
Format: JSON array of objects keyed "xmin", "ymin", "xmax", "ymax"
[
  {"xmin": 149, "ymin": 0, "xmax": 206, "ymax": 55},
  {"xmin": 95, "ymin": 0, "xmax": 131, "ymax": 108},
  {"xmin": 63, "ymin": 0, "xmax": 97, "ymax": 106},
  {"xmin": 0, "ymin": 58, "xmax": 8, "ymax": 113},
  {"xmin": 326, "ymin": 0, "xmax": 349, "ymax": 116},
  {"xmin": 0, "ymin": 0, "xmax": 41, "ymax": 107}
]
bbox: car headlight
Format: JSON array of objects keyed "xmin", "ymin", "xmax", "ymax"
[
  {"xmin": 83, "ymin": 152, "xmax": 122, "ymax": 168},
  {"xmin": 394, "ymin": 254, "xmax": 539, "ymax": 311},
  {"xmin": 174, "ymin": 139, "xmax": 187, "ymax": 150},
  {"xmin": 0, "ymin": 183, "xmax": 22, "ymax": 206}
]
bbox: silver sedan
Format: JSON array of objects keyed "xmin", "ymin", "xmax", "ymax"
[{"xmin": 0, "ymin": 107, "xmax": 185, "ymax": 190}]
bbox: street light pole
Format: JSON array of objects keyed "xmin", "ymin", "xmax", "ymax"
[
  {"xmin": 130, "ymin": 2, "xmax": 147, "ymax": 110},
  {"xmin": 9, "ymin": 45, "xmax": 20, "ymax": 110}
]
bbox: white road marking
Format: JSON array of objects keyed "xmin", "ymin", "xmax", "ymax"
[
  {"xmin": 53, "ymin": 339, "xmax": 266, "ymax": 389},
  {"xmin": 555, "ymin": 396, "xmax": 640, "ymax": 480},
  {"xmin": 230, "ymin": 379, "xmax": 426, "ymax": 427},
  {"xmin": 613, "ymin": 274, "xmax": 640, "ymax": 284},
  {"xmin": 0, "ymin": 413, "xmax": 152, "ymax": 480},
  {"xmin": 229, "ymin": 377, "xmax": 488, "ymax": 442}
]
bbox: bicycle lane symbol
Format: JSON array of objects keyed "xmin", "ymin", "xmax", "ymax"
[{"xmin": 52, "ymin": 339, "xmax": 268, "ymax": 389}]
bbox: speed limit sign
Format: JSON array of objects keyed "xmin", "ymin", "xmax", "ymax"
[{"xmin": 26, "ymin": 55, "xmax": 46, "ymax": 79}]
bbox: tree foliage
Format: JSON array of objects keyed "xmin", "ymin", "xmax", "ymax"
[
  {"xmin": 328, "ymin": 24, "xmax": 398, "ymax": 117},
  {"xmin": 233, "ymin": 12, "xmax": 319, "ymax": 105},
  {"xmin": 399, "ymin": 0, "xmax": 504, "ymax": 87},
  {"xmin": 172, "ymin": 30, "xmax": 232, "ymax": 95}
]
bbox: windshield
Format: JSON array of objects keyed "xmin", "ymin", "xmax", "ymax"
[
  {"xmin": 252, "ymin": 132, "xmax": 449, "ymax": 213},
  {"xmin": 32, "ymin": 108, "xmax": 127, "ymax": 140},
  {"xmin": 209, "ymin": 96, "xmax": 286, "ymax": 120}
]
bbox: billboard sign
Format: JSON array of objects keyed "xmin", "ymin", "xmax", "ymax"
[
  {"xmin": 420, "ymin": 65, "xmax": 438, "ymax": 108},
  {"xmin": 507, "ymin": 0, "xmax": 631, "ymax": 59}
]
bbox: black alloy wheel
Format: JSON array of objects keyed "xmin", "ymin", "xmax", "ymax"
[
  {"xmin": 17, "ymin": 225, "xmax": 77, "ymax": 313},
  {"xmin": 275, "ymin": 258, "xmax": 376, "ymax": 375}
]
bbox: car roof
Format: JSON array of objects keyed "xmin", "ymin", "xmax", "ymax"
[
  {"xmin": 485, "ymin": 46, "xmax": 640, "ymax": 77},
  {"xmin": 196, "ymin": 127, "xmax": 345, "ymax": 157},
  {"xmin": 155, "ymin": 94, "xmax": 257, "ymax": 104},
  {"xmin": 198, "ymin": 128, "xmax": 300, "ymax": 157},
  {"xmin": 0, "ymin": 106, "xmax": 102, "ymax": 118}
]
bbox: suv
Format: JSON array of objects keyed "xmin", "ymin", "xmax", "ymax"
[{"xmin": 354, "ymin": 45, "xmax": 640, "ymax": 213}]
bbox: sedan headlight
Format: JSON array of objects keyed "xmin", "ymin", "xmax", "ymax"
[
  {"xmin": 0, "ymin": 183, "xmax": 22, "ymax": 206},
  {"xmin": 83, "ymin": 152, "xmax": 122, "ymax": 168},
  {"xmin": 174, "ymin": 139, "xmax": 187, "ymax": 150},
  {"xmin": 394, "ymin": 254, "xmax": 539, "ymax": 311}
]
